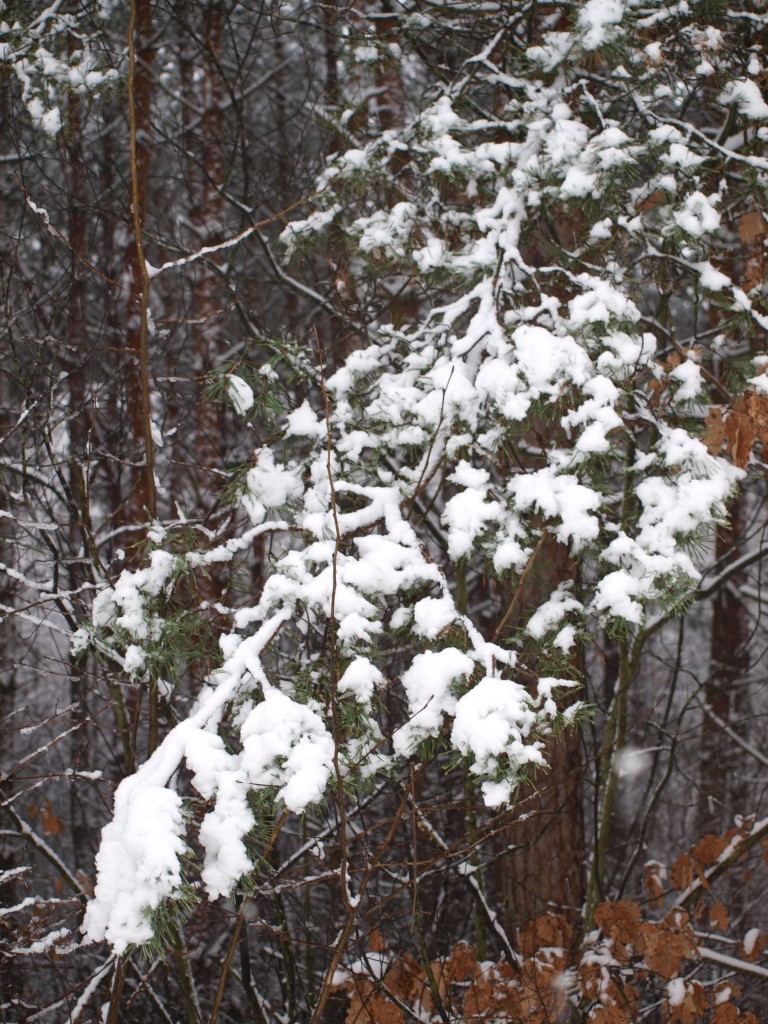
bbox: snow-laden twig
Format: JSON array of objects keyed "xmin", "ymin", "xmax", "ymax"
[
  {"xmin": 3, "ymin": 805, "xmax": 86, "ymax": 897},
  {"xmin": 0, "ymin": 724, "xmax": 80, "ymax": 784},
  {"xmin": 146, "ymin": 192, "xmax": 323, "ymax": 278},
  {"xmin": 65, "ymin": 960, "xmax": 115, "ymax": 1024},
  {"xmin": 0, "ymin": 603, "xmax": 72, "ymax": 638},
  {"xmin": 698, "ymin": 701, "xmax": 768, "ymax": 770},
  {"xmin": 697, "ymin": 542, "xmax": 768, "ymax": 601},
  {"xmin": 699, "ymin": 946, "xmax": 768, "ymax": 979},
  {"xmin": 82, "ymin": 610, "xmax": 291, "ymax": 951}
]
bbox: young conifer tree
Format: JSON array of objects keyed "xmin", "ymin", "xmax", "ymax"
[{"xmin": 79, "ymin": 0, "xmax": 768, "ymax": 955}]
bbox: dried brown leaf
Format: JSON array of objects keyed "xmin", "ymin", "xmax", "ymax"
[
  {"xmin": 702, "ymin": 406, "xmax": 726, "ymax": 455},
  {"xmin": 443, "ymin": 942, "xmax": 477, "ymax": 984},
  {"xmin": 739, "ymin": 210, "xmax": 768, "ymax": 244},
  {"xmin": 595, "ymin": 901, "xmax": 641, "ymax": 944},
  {"xmin": 637, "ymin": 188, "xmax": 668, "ymax": 212},
  {"xmin": 595, "ymin": 900, "xmax": 642, "ymax": 966},
  {"xmin": 720, "ymin": 391, "xmax": 768, "ymax": 467},
  {"xmin": 693, "ymin": 834, "xmax": 729, "ymax": 868},
  {"xmin": 347, "ymin": 988, "xmax": 403, "ymax": 1024},
  {"xmin": 41, "ymin": 800, "xmax": 65, "ymax": 837},
  {"xmin": 385, "ymin": 954, "xmax": 424, "ymax": 1005},
  {"xmin": 670, "ymin": 854, "xmax": 694, "ymax": 891},
  {"xmin": 637, "ymin": 910, "xmax": 697, "ymax": 980},
  {"xmin": 744, "ymin": 390, "xmax": 768, "ymax": 445},
  {"xmin": 713, "ymin": 1006, "xmax": 740, "ymax": 1024},
  {"xmin": 724, "ymin": 411, "xmax": 755, "ymax": 468},
  {"xmin": 518, "ymin": 912, "xmax": 573, "ymax": 960},
  {"xmin": 462, "ymin": 972, "xmax": 493, "ymax": 1019},
  {"xmin": 709, "ymin": 901, "xmax": 729, "ymax": 930},
  {"xmin": 642, "ymin": 860, "xmax": 666, "ymax": 910},
  {"xmin": 589, "ymin": 1007, "xmax": 628, "ymax": 1024},
  {"xmin": 742, "ymin": 255, "xmax": 763, "ymax": 293}
]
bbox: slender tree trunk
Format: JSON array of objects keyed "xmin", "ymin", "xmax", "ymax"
[
  {"xmin": 65, "ymin": 77, "xmax": 94, "ymax": 869},
  {"xmin": 123, "ymin": 0, "xmax": 156, "ymax": 532},
  {"xmin": 0, "ymin": 214, "xmax": 21, "ymax": 1010},
  {"xmin": 192, "ymin": 0, "xmax": 226, "ymax": 514}
]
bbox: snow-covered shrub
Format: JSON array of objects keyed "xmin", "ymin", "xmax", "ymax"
[{"xmin": 79, "ymin": 0, "xmax": 768, "ymax": 953}]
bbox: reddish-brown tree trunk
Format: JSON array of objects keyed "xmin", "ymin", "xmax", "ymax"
[
  {"xmin": 698, "ymin": 500, "xmax": 751, "ymax": 830},
  {"xmin": 488, "ymin": 538, "xmax": 586, "ymax": 936}
]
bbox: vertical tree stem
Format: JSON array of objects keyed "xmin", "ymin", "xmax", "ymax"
[
  {"xmin": 127, "ymin": 0, "xmax": 157, "ymax": 524},
  {"xmin": 128, "ymin": 0, "xmax": 158, "ymax": 756}
]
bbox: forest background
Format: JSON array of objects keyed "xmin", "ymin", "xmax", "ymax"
[{"xmin": 2, "ymin": 1, "xmax": 768, "ymax": 1022}]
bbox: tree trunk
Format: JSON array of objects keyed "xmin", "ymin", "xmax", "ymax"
[
  {"xmin": 123, "ymin": 0, "xmax": 156, "ymax": 533},
  {"xmin": 191, "ymin": 0, "xmax": 226, "ymax": 516},
  {"xmin": 489, "ymin": 538, "xmax": 585, "ymax": 936}
]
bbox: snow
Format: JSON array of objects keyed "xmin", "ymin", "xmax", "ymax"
[
  {"xmin": 240, "ymin": 689, "xmax": 334, "ymax": 813},
  {"xmin": 560, "ymin": 167, "xmax": 598, "ymax": 198},
  {"xmin": 577, "ymin": 0, "xmax": 625, "ymax": 50},
  {"xmin": 198, "ymin": 769, "xmax": 254, "ymax": 898},
  {"xmin": 616, "ymin": 746, "xmax": 651, "ymax": 779},
  {"xmin": 669, "ymin": 357, "xmax": 703, "ymax": 402},
  {"xmin": 338, "ymin": 658, "xmax": 384, "ymax": 702},
  {"xmin": 672, "ymin": 191, "xmax": 720, "ymax": 237},
  {"xmin": 123, "ymin": 645, "xmax": 145, "ymax": 676},
  {"xmin": 719, "ymin": 79, "xmax": 768, "ymax": 119},
  {"xmin": 667, "ymin": 978, "xmax": 686, "ymax": 1007},
  {"xmin": 242, "ymin": 448, "xmax": 304, "ymax": 524},
  {"xmin": 413, "ymin": 595, "xmax": 458, "ymax": 639},
  {"xmin": 696, "ymin": 260, "xmax": 731, "ymax": 291},
  {"xmin": 40, "ymin": 105, "xmax": 61, "ymax": 135},
  {"xmin": 452, "ymin": 676, "xmax": 547, "ymax": 785},
  {"xmin": 442, "ymin": 462, "xmax": 501, "ymax": 559},
  {"xmin": 664, "ymin": 142, "xmax": 706, "ymax": 169},
  {"xmin": 285, "ymin": 400, "xmax": 325, "ymax": 438},
  {"xmin": 511, "ymin": 469, "xmax": 601, "ymax": 549},
  {"xmin": 527, "ymin": 587, "xmax": 583, "ymax": 639},
  {"xmin": 744, "ymin": 927, "xmax": 761, "ymax": 956},
  {"xmin": 393, "ymin": 648, "xmax": 475, "ymax": 755},
  {"xmin": 569, "ymin": 276, "xmax": 640, "ymax": 326},
  {"xmin": 90, "ymin": 550, "xmax": 177, "ymax": 648},
  {"xmin": 512, "ymin": 325, "xmax": 592, "ymax": 393},
  {"xmin": 83, "ymin": 783, "xmax": 186, "ymax": 951},
  {"xmin": 226, "ymin": 374, "xmax": 254, "ymax": 415},
  {"xmin": 83, "ymin": 612, "xmax": 292, "ymax": 949},
  {"xmin": 593, "ymin": 570, "xmax": 644, "ymax": 624},
  {"xmin": 553, "ymin": 625, "xmax": 576, "ymax": 652},
  {"xmin": 354, "ymin": 201, "xmax": 415, "ymax": 258}
]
